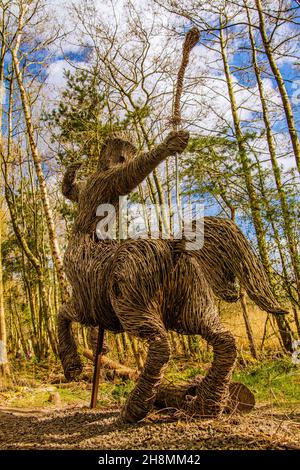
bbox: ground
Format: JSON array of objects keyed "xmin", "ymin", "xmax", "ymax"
[
  {"xmin": 0, "ymin": 357, "xmax": 300, "ymax": 450},
  {"xmin": 0, "ymin": 405, "xmax": 300, "ymax": 450}
]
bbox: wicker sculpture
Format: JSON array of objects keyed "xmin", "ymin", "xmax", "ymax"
[
  {"xmin": 58, "ymin": 27, "xmax": 287, "ymax": 423},
  {"xmin": 58, "ymin": 129, "xmax": 287, "ymax": 423}
]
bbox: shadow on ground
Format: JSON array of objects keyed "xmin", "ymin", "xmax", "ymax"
[{"xmin": 0, "ymin": 406, "xmax": 299, "ymax": 450}]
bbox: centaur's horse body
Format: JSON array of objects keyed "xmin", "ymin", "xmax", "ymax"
[{"xmin": 58, "ymin": 131, "xmax": 286, "ymax": 423}]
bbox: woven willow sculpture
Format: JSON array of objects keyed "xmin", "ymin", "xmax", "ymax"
[
  {"xmin": 58, "ymin": 27, "xmax": 287, "ymax": 423},
  {"xmin": 58, "ymin": 128, "xmax": 287, "ymax": 423}
]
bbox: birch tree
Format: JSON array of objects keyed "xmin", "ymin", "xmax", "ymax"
[
  {"xmin": 0, "ymin": 0, "xmax": 10, "ymax": 381},
  {"xmin": 2, "ymin": 0, "xmax": 68, "ymax": 300}
]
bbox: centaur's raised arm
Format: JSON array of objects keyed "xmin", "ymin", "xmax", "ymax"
[
  {"xmin": 107, "ymin": 130, "xmax": 189, "ymax": 196},
  {"xmin": 61, "ymin": 131, "xmax": 189, "ymax": 234}
]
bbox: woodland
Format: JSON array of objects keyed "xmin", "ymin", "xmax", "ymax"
[{"xmin": 0, "ymin": 0, "xmax": 300, "ymax": 451}]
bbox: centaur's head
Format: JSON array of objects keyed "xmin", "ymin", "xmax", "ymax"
[
  {"xmin": 98, "ymin": 131, "xmax": 137, "ymax": 171},
  {"xmin": 62, "ymin": 131, "xmax": 138, "ymax": 202}
]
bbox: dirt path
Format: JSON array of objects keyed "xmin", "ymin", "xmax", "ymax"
[{"xmin": 0, "ymin": 405, "xmax": 299, "ymax": 450}]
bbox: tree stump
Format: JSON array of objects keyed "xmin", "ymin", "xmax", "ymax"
[{"xmin": 48, "ymin": 392, "xmax": 62, "ymax": 407}]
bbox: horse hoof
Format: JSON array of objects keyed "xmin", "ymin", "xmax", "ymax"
[{"xmin": 121, "ymin": 397, "xmax": 150, "ymax": 423}]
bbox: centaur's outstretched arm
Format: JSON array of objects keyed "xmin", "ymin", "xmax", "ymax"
[{"xmin": 105, "ymin": 130, "xmax": 189, "ymax": 196}]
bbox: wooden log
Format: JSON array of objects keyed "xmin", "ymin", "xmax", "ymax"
[
  {"xmin": 226, "ymin": 382, "xmax": 255, "ymax": 413},
  {"xmin": 82, "ymin": 349, "xmax": 138, "ymax": 381},
  {"xmin": 155, "ymin": 380, "xmax": 255, "ymax": 415}
]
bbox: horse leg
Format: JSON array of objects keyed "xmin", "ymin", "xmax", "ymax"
[
  {"xmin": 185, "ymin": 321, "xmax": 237, "ymax": 416},
  {"xmin": 167, "ymin": 253, "xmax": 237, "ymax": 416},
  {"xmin": 111, "ymin": 295, "xmax": 170, "ymax": 423},
  {"xmin": 57, "ymin": 300, "xmax": 83, "ymax": 381},
  {"xmin": 123, "ymin": 329, "xmax": 170, "ymax": 423},
  {"xmin": 88, "ymin": 326, "xmax": 110, "ymax": 355},
  {"xmin": 121, "ymin": 331, "xmax": 170, "ymax": 423}
]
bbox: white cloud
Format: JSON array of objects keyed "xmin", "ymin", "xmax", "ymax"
[{"xmin": 46, "ymin": 60, "xmax": 73, "ymax": 89}]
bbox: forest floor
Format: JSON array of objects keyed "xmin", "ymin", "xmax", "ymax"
[
  {"xmin": 1, "ymin": 403, "xmax": 300, "ymax": 450},
  {"xmin": 0, "ymin": 357, "xmax": 300, "ymax": 450}
]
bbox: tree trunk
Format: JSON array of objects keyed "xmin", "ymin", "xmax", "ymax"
[
  {"xmin": 0, "ymin": 37, "xmax": 10, "ymax": 382},
  {"xmin": 253, "ymin": 147, "xmax": 299, "ymax": 304},
  {"xmin": 240, "ymin": 291, "xmax": 258, "ymax": 359},
  {"xmin": 255, "ymin": 0, "xmax": 300, "ymax": 175},
  {"xmin": 10, "ymin": 15, "xmax": 67, "ymax": 300},
  {"xmin": 4, "ymin": 168, "xmax": 58, "ymax": 357},
  {"xmin": 247, "ymin": 2, "xmax": 300, "ymax": 301},
  {"xmin": 0, "ymin": 204, "xmax": 10, "ymax": 381},
  {"xmin": 219, "ymin": 17, "xmax": 293, "ymax": 352},
  {"xmin": 220, "ymin": 21, "xmax": 271, "ymax": 275}
]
